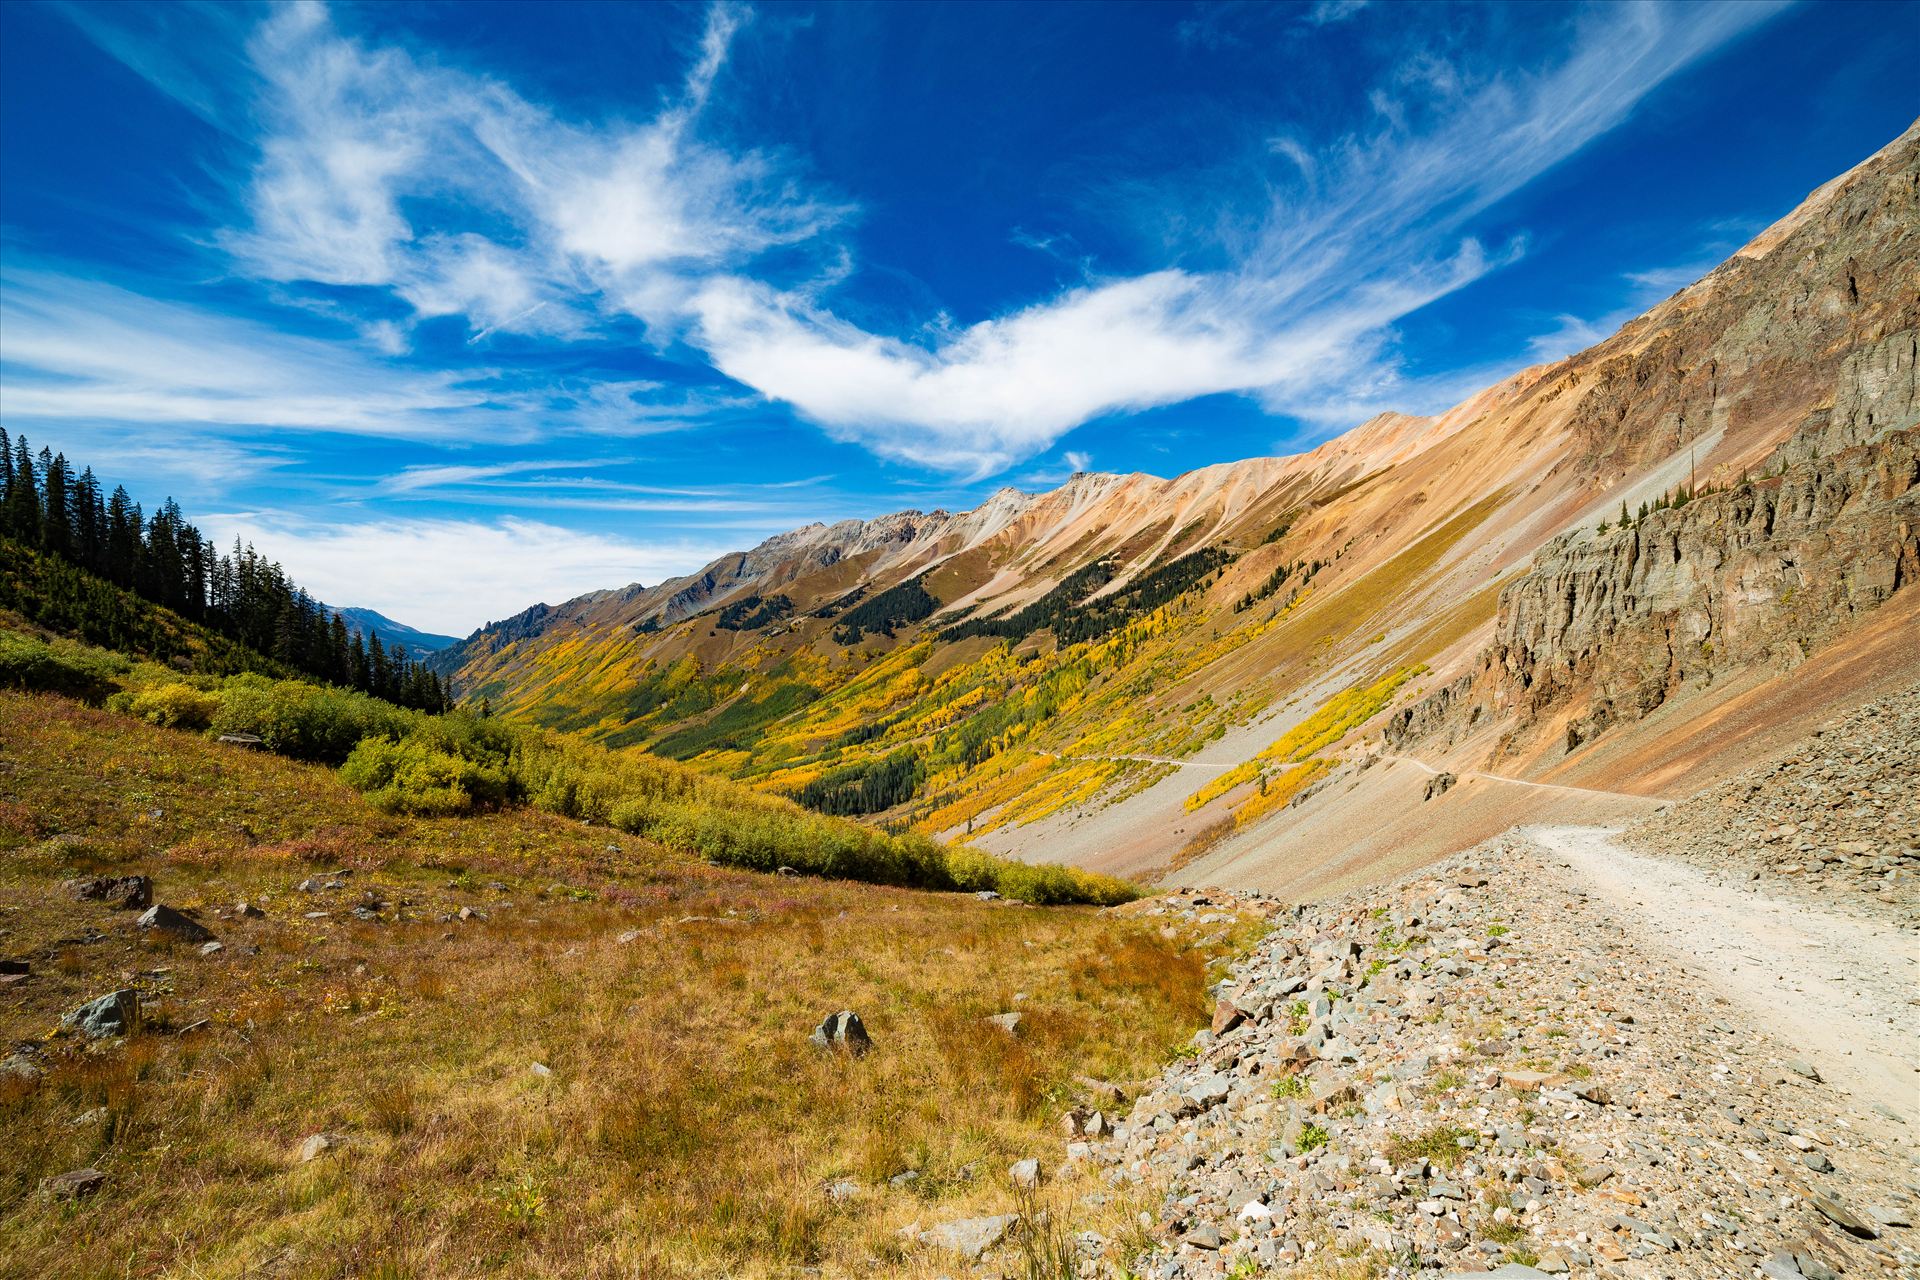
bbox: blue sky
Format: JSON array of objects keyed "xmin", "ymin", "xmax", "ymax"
[{"xmin": 1, "ymin": 0, "xmax": 1914, "ymax": 633}]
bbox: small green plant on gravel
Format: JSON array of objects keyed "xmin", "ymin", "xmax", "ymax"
[
  {"xmin": 1271, "ymin": 1074, "xmax": 1309, "ymax": 1100},
  {"xmin": 1478, "ymin": 1217, "xmax": 1525, "ymax": 1244},
  {"xmin": 1287, "ymin": 999, "xmax": 1311, "ymax": 1035},
  {"xmin": 1298, "ymin": 1123, "xmax": 1330, "ymax": 1152},
  {"xmin": 1375, "ymin": 925, "xmax": 1419, "ymax": 958},
  {"xmin": 1009, "ymin": 1191, "xmax": 1079, "ymax": 1280},
  {"xmin": 1431, "ymin": 1069, "xmax": 1465, "ymax": 1092},
  {"xmin": 1487, "ymin": 923, "xmax": 1509, "ymax": 938},
  {"xmin": 1384, "ymin": 1124, "xmax": 1473, "ymax": 1168},
  {"xmin": 1226, "ymin": 1259, "xmax": 1260, "ymax": 1280}
]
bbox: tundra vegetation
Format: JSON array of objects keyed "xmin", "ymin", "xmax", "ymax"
[
  {"xmin": 0, "ymin": 624, "xmax": 1134, "ymax": 907},
  {"xmin": 0, "ymin": 621, "xmax": 1257, "ymax": 1275}
]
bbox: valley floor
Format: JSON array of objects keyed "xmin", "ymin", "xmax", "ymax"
[{"xmin": 0, "ymin": 690, "xmax": 1255, "ymax": 1278}]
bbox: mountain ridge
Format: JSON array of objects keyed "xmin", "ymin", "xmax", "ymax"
[
  {"xmin": 435, "ymin": 119, "xmax": 1920, "ymax": 892},
  {"xmin": 328, "ymin": 605, "xmax": 459, "ymax": 660}
]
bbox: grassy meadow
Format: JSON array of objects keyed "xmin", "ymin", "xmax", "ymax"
[{"xmin": 0, "ymin": 688, "xmax": 1260, "ymax": 1277}]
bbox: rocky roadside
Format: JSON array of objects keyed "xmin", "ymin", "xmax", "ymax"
[
  {"xmin": 1031, "ymin": 834, "xmax": 1918, "ymax": 1279},
  {"xmin": 1624, "ymin": 683, "xmax": 1920, "ymax": 930}
]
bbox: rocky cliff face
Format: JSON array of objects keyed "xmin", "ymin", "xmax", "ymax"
[
  {"xmin": 1389, "ymin": 411, "xmax": 1920, "ymax": 755},
  {"xmin": 1564, "ymin": 127, "xmax": 1919, "ymax": 485}
]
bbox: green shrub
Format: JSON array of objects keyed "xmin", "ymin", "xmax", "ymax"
[
  {"xmin": 129, "ymin": 682, "xmax": 222, "ymax": 730},
  {"xmin": 0, "ymin": 631, "xmax": 127, "ymax": 702},
  {"xmin": 339, "ymin": 736, "xmax": 511, "ymax": 816},
  {"xmin": 210, "ymin": 674, "xmax": 416, "ymax": 762},
  {"xmin": 34, "ymin": 655, "xmax": 1142, "ymax": 905}
]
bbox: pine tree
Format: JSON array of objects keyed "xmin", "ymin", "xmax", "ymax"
[
  {"xmin": 0, "ymin": 427, "xmax": 13, "ymax": 538},
  {"xmin": 6, "ymin": 436, "xmax": 39, "ymax": 542},
  {"xmin": 2, "ymin": 435, "xmax": 451, "ymax": 711},
  {"xmin": 40, "ymin": 449, "xmax": 73, "ymax": 559},
  {"xmin": 369, "ymin": 633, "xmax": 391, "ymax": 701},
  {"xmin": 72, "ymin": 467, "xmax": 103, "ymax": 571},
  {"xmin": 328, "ymin": 613, "xmax": 351, "ymax": 685}
]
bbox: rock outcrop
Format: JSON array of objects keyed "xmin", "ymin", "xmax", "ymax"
[{"xmin": 1390, "ymin": 418, "xmax": 1919, "ymax": 756}]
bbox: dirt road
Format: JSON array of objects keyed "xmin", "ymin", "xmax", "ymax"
[
  {"xmin": 1383, "ymin": 752, "xmax": 1643, "ymax": 801},
  {"xmin": 1529, "ymin": 824, "xmax": 1920, "ymax": 1121}
]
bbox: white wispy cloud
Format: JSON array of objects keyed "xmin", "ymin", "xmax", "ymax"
[
  {"xmin": 197, "ymin": 512, "xmax": 732, "ymax": 634},
  {"xmin": 1525, "ymin": 314, "xmax": 1611, "ymax": 363},
  {"xmin": 218, "ymin": 0, "xmax": 843, "ymax": 348},
  {"xmin": 378, "ymin": 458, "xmax": 617, "ymax": 493},
  {"xmin": 1305, "ymin": 0, "xmax": 1371, "ymax": 27},
  {"xmin": 1523, "ymin": 250, "xmax": 1747, "ymax": 365},
  {"xmin": 48, "ymin": 0, "xmax": 1784, "ymax": 479},
  {"xmin": 670, "ymin": 0, "xmax": 1781, "ymax": 473},
  {"xmin": 0, "ymin": 267, "xmax": 508, "ymax": 437}
]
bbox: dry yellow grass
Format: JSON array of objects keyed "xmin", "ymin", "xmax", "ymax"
[{"xmin": 0, "ymin": 691, "xmax": 1252, "ymax": 1276}]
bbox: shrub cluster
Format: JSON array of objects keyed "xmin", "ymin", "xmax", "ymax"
[
  {"xmin": 1, "ymin": 623, "xmax": 1140, "ymax": 906},
  {"xmin": 127, "ymin": 682, "xmax": 222, "ymax": 730},
  {"xmin": 340, "ymin": 717, "xmax": 1138, "ymax": 905},
  {"xmin": 210, "ymin": 673, "xmax": 418, "ymax": 762},
  {"xmin": 0, "ymin": 631, "xmax": 128, "ymax": 702}
]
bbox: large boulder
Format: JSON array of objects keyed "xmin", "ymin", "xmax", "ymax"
[
  {"xmin": 63, "ymin": 989, "xmax": 139, "ymax": 1039},
  {"xmin": 808, "ymin": 1010, "xmax": 872, "ymax": 1057},
  {"xmin": 137, "ymin": 905, "xmax": 215, "ymax": 944},
  {"xmin": 42, "ymin": 1167, "xmax": 106, "ymax": 1201},
  {"xmin": 66, "ymin": 875, "xmax": 153, "ymax": 910},
  {"xmin": 920, "ymin": 1214, "xmax": 1017, "ymax": 1260}
]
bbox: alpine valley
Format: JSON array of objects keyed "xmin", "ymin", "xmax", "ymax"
[
  {"xmin": 4, "ymin": 8, "xmax": 1919, "ymax": 1273},
  {"xmin": 433, "ymin": 123, "xmax": 1920, "ymax": 902}
]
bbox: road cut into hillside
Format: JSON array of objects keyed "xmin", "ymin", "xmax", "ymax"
[{"xmin": 1532, "ymin": 824, "xmax": 1920, "ymax": 1124}]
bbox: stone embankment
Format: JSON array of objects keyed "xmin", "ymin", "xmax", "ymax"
[{"xmin": 1042, "ymin": 836, "xmax": 1918, "ymax": 1279}]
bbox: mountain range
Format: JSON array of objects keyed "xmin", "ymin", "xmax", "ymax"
[
  {"xmin": 327, "ymin": 606, "xmax": 460, "ymax": 661},
  {"xmin": 431, "ymin": 122, "xmax": 1919, "ymax": 893}
]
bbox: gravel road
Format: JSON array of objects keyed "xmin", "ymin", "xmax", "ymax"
[{"xmin": 1531, "ymin": 823, "xmax": 1920, "ymax": 1122}]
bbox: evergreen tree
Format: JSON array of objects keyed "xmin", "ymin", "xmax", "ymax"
[
  {"xmin": 6, "ymin": 437, "xmax": 39, "ymax": 542},
  {"xmin": 349, "ymin": 632, "xmax": 370, "ymax": 691},
  {"xmin": 40, "ymin": 449, "xmax": 73, "ymax": 559},
  {"xmin": 369, "ymin": 633, "xmax": 391, "ymax": 700},
  {"xmin": 72, "ymin": 467, "xmax": 103, "ymax": 571},
  {"xmin": 0, "ymin": 433, "xmax": 448, "ymax": 711},
  {"xmin": 0, "ymin": 428, "xmax": 13, "ymax": 539}
]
